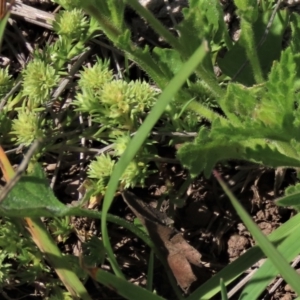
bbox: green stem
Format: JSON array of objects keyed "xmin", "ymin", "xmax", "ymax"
[
  {"xmin": 187, "ymin": 100, "xmax": 228, "ymax": 124},
  {"xmin": 126, "ymin": 0, "xmax": 224, "ymax": 98},
  {"xmin": 126, "ymin": 0, "xmax": 182, "ymax": 52},
  {"xmin": 194, "ymin": 65, "xmax": 225, "ymax": 98},
  {"xmin": 240, "ymin": 19, "xmax": 264, "ymax": 84},
  {"xmin": 26, "ymin": 218, "xmax": 92, "ymax": 300},
  {"xmin": 0, "ymin": 147, "xmax": 91, "ymax": 300},
  {"xmin": 82, "ymin": 2, "xmax": 167, "ymax": 88}
]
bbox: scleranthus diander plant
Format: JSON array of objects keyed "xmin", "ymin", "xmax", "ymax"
[
  {"xmin": 11, "ymin": 110, "xmax": 45, "ymax": 146},
  {"xmin": 75, "ymin": 66, "xmax": 158, "ymax": 132},
  {"xmin": 52, "ymin": 9, "xmax": 89, "ymax": 40},
  {"xmin": 0, "ymin": 67, "xmax": 13, "ymax": 97},
  {"xmin": 22, "ymin": 59, "xmax": 60, "ymax": 109}
]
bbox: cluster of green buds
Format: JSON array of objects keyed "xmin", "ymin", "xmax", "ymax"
[
  {"xmin": 52, "ymin": 8, "xmax": 89, "ymax": 41},
  {"xmin": 113, "ymin": 134, "xmax": 155, "ymax": 188},
  {"xmin": 75, "ymin": 59, "xmax": 158, "ymax": 132},
  {"xmin": 87, "ymin": 134, "xmax": 155, "ymax": 194},
  {"xmin": 87, "ymin": 154, "xmax": 115, "ymax": 195},
  {"xmin": 22, "ymin": 59, "xmax": 60, "ymax": 109},
  {"xmin": 50, "ymin": 7, "xmax": 99, "ymax": 67},
  {"xmin": 11, "ymin": 110, "xmax": 45, "ymax": 146},
  {"xmin": 10, "ymin": 56, "xmax": 59, "ymax": 145},
  {"xmin": 75, "ymin": 58, "xmax": 159, "ymax": 192},
  {"xmin": 9, "ymin": 1, "xmax": 159, "ymax": 192},
  {"xmin": 10, "ymin": 6, "xmax": 100, "ymax": 147}
]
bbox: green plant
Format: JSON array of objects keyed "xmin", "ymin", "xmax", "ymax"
[
  {"xmin": 22, "ymin": 59, "xmax": 60, "ymax": 108},
  {"xmin": 0, "ymin": 218, "xmax": 49, "ymax": 288},
  {"xmin": 0, "ymin": 67, "xmax": 13, "ymax": 97},
  {"xmin": 178, "ymin": 46, "xmax": 300, "ymax": 178},
  {"xmin": 2, "ymin": 0, "xmax": 300, "ymax": 299},
  {"xmin": 74, "ymin": 0, "xmax": 300, "ymax": 299}
]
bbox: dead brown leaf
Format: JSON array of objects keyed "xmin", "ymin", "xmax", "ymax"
[{"xmin": 122, "ymin": 190, "xmax": 211, "ymax": 292}]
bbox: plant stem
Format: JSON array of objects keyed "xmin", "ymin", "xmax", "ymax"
[
  {"xmin": 0, "ymin": 146, "xmax": 92, "ymax": 300},
  {"xmin": 126, "ymin": 0, "xmax": 182, "ymax": 52},
  {"xmin": 187, "ymin": 100, "xmax": 228, "ymax": 124}
]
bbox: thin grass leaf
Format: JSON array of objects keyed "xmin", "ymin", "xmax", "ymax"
[
  {"xmin": 220, "ymin": 278, "xmax": 228, "ymax": 300},
  {"xmin": 214, "ymin": 170, "xmax": 300, "ymax": 296},
  {"xmin": 85, "ymin": 266, "xmax": 165, "ymax": 300},
  {"xmin": 146, "ymin": 250, "xmax": 154, "ymax": 291},
  {"xmin": 0, "ymin": 9, "xmax": 10, "ymax": 52},
  {"xmin": 187, "ymin": 211, "xmax": 300, "ymax": 299},
  {"xmin": 0, "ymin": 151, "xmax": 91, "ymax": 300},
  {"xmin": 239, "ymin": 228, "xmax": 300, "ymax": 299},
  {"xmin": 101, "ymin": 41, "xmax": 209, "ymax": 279},
  {"xmin": 276, "ymin": 192, "xmax": 300, "ymax": 207},
  {"xmin": 25, "ymin": 218, "xmax": 92, "ymax": 300}
]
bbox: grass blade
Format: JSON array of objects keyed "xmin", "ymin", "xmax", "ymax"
[
  {"xmin": 101, "ymin": 41, "xmax": 210, "ymax": 278},
  {"xmin": 146, "ymin": 250, "xmax": 154, "ymax": 291},
  {"xmin": 174, "ymin": 212, "xmax": 300, "ymax": 300},
  {"xmin": 0, "ymin": 6, "xmax": 10, "ymax": 51},
  {"xmin": 0, "ymin": 146, "xmax": 92, "ymax": 300},
  {"xmin": 240, "ymin": 227, "xmax": 300, "ymax": 299},
  {"xmin": 220, "ymin": 278, "xmax": 228, "ymax": 300},
  {"xmin": 213, "ymin": 170, "xmax": 300, "ymax": 296},
  {"xmin": 85, "ymin": 266, "xmax": 165, "ymax": 300}
]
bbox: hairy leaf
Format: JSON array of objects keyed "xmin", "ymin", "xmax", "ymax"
[
  {"xmin": 0, "ymin": 164, "xmax": 67, "ymax": 217},
  {"xmin": 265, "ymin": 48, "xmax": 295, "ymax": 116},
  {"xmin": 276, "ymin": 183, "xmax": 300, "ymax": 210},
  {"xmin": 177, "ymin": 0, "xmax": 216, "ymax": 73},
  {"xmin": 217, "ymin": 9, "xmax": 288, "ymax": 85},
  {"xmin": 245, "ymin": 144, "xmax": 300, "ymax": 168},
  {"xmin": 290, "ymin": 14, "xmax": 300, "ymax": 90},
  {"xmin": 152, "ymin": 48, "xmax": 183, "ymax": 78},
  {"xmin": 177, "ymin": 127, "xmax": 246, "ymax": 177},
  {"xmin": 219, "ymin": 83, "xmax": 261, "ymax": 125}
]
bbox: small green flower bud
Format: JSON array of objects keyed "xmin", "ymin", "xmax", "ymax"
[
  {"xmin": 120, "ymin": 160, "xmax": 149, "ymax": 188},
  {"xmin": 88, "ymin": 154, "xmax": 115, "ymax": 179},
  {"xmin": 78, "ymin": 59, "xmax": 113, "ymax": 95},
  {"xmin": 101, "ymin": 80, "xmax": 130, "ymax": 118},
  {"xmin": 22, "ymin": 59, "xmax": 60, "ymax": 108},
  {"xmin": 113, "ymin": 134, "xmax": 131, "ymax": 156},
  {"xmin": 11, "ymin": 110, "xmax": 44, "ymax": 146},
  {"xmin": 53, "ymin": 9, "xmax": 89, "ymax": 40},
  {"xmin": 87, "ymin": 154, "xmax": 115, "ymax": 194},
  {"xmin": 74, "ymin": 91, "xmax": 102, "ymax": 114},
  {"xmin": 101, "ymin": 80, "xmax": 157, "ymax": 110},
  {"xmin": 100, "ymin": 80, "xmax": 157, "ymax": 125},
  {"xmin": 126, "ymin": 80, "xmax": 158, "ymax": 113}
]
